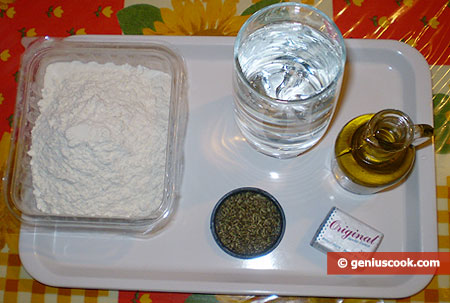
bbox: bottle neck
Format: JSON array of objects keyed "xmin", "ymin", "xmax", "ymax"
[{"xmin": 351, "ymin": 120, "xmax": 411, "ymax": 169}]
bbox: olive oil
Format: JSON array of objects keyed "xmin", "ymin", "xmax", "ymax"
[{"xmin": 332, "ymin": 110, "xmax": 433, "ymax": 194}]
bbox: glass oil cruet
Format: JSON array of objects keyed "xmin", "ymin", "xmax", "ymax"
[{"xmin": 332, "ymin": 109, "xmax": 433, "ymax": 194}]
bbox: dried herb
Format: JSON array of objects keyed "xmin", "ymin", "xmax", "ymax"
[{"xmin": 211, "ymin": 188, "xmax": 285, "ymax": 258}]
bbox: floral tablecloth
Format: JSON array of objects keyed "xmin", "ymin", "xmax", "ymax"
[{"xmin": 0, "ymin": 0, "xmax": 449, "ymax": 302}]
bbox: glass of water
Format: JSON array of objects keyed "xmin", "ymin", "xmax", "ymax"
[{"xmin": 233, "ymin": 2, "xmax": 346, "ymax": 159}]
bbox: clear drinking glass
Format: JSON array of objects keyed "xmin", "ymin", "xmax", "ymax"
[{"xmin": 233, "ymin": 2, "xmax": 346, "ymax": 159}]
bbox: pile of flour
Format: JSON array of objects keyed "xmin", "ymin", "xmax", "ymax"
[{"xmin": 29, "ymin": 61, "xmax": 171, "ymax": 218}]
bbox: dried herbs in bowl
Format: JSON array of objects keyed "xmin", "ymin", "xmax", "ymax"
[{"xmin": 210, "ymin": 187, "xmax": 285, "ymax": 259}]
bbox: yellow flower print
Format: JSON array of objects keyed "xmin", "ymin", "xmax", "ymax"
[
  {"xmin": 46, "ymin": 5, "xmax": 63, "ymax": 17},
  {"xmin": 420, "ymin": 16, "xmax": 440, "ymax": 29},
  {"xmin": 405, "ymin": 37, "xmax": 417, "ymax": 48},
  {"xmin": 0, "ymin": 93, "xmax": 4, "ymax": 105},
  {"xmin": 6, "ymin": 6, "xmax": 15, "ymax": 18},
  {"xmin": 18, "ymin": 27, "xmax": 36, "ymax": 37},
  {"xmin": 76, "ymin": 28, "xmax": 87, "ymax": 35},
  {"xmin": 102, "ymin": 6, "xmax": 113, "ymax": 18},
  {"xmin": 0, "ymin": 49, "xmax": 11, "ymax": 62},
  {"xmin": 53, "ymin": 5, "xmax": 63, "ymax": 17},
  {"xmin": 95, "ymin": 5, "xmax": 113, "ymax": 17},
  {"xmin": 147, "ymin": 0, "xmax": 249, "ymax": 36},
  {"xmin": 403, "ymin": 0, "xmax": 413, "ymax": 7},
  {"xmin": 353, "ymin": 0, "xmax": 364, "ymax": 6},
  {"xmin": 428, "ymin": 17, "xmax": 439, "ymax": 29},
  {"xmin": 0, "ymin": 0, "xmax": 14, "ymax": 11},
  {"xmin": 66, "ymin": 27, "xmax": 87, "ymax": 35},
  {"xmin": 26, "ymin": 28, "xmax": 37, "ymax": 37},
  {"xmin": 378, "ymin": 16, "xmax": 391, "ymax": 28},
  {"xmin": 139, "ymin": 294, "xmax": 152, "ymax": 303}
]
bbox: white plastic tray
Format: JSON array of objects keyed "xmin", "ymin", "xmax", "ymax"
[{"xmin": 19, "ymin": 36, "xmax": 437, "ymax": 299}]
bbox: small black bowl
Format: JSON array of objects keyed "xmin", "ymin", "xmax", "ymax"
[{"xmin": 210, "ymin": 187, "xmax": 286, "ymax": 259}]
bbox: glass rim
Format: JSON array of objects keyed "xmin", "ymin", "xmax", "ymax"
[
  {"xmin": 365, "ymin": 109, "xmax": 416, "ymax": 148},
  {"xmin": 233, "ymin": 2, "xmax": 347, "ymax": 104}
]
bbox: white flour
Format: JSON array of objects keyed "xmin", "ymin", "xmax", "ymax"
[{"xmin": 29, "ymin": 61, "xmax": 171, "ymax": 218}]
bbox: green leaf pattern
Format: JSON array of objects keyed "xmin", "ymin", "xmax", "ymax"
[
  {"xmin": 117, "ymin": 4, "xmax": 162, "ymax": 35},
  {"xmin": 433, "ymin": 93, "xmax": 450, "ymax": 154}
]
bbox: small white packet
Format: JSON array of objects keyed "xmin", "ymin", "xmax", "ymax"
[{"xmin": 311, "ymin": 207, "xmax": 383, "ymax": 254}]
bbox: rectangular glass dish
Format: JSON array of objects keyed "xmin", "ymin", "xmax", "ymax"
[{"xmin": 3, "ymin": 36, "xmax": 187, "ymax": 235}]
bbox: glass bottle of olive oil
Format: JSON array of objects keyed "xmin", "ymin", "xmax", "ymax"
[{"xmin": 332, "ymin": 109, "xmax": 433, "ymax": 194}]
